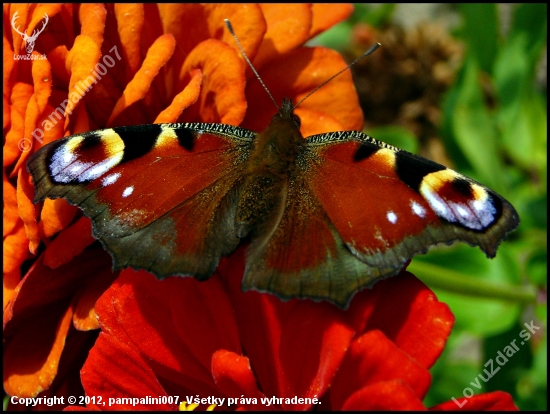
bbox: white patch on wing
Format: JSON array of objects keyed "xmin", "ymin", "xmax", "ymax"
[
  {"xmin": 422, "ymin": 188, "xmax": 450, "ymax": 219},
  {"xmin": 411, "ymin": 201, "xmax": 426, "ymax": 218},
  {"xmin": 387, "ymin": 210, "xmax": 398, "ymax": 224},
  {"xmin": 122, "ymin": 186, "xmax": 134, "ymax": 198},
  {"xmin": 102, "ymin": 172, "xmax": 121, "ymax": 187}
]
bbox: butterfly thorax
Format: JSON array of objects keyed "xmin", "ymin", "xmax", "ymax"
[{"xmin": 235, "ymin": 98, "xmax": 305, "ymax": 238}]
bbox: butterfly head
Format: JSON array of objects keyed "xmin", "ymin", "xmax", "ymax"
[{"xmin": 273, "ymin": 98, "xmax": 301, "ymax": 130}]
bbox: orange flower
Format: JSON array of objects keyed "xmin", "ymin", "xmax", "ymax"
[{"xmin": 3, "ymin": 3, "xmax": 357, "ymax": 402}]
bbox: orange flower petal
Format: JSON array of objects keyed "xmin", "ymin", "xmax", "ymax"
[
  {"xmin": 3, "ymin": 302, "xmax": 73, "ymax": 398},
  {"xmin": 73, "ymin": 269, "xmax": 119, "ymax": 331},
  {"xmin": 309, "ymin": 4, "xmax": 354, "ymax": 39},
  {"xmin": 43, "ymin": 217, "xmax": 95, "ymax": 269},
  {"xmin": 3, "ymin": 172, "xmax": 19, "ymax": 237},
  {"xmin": 114, "ymin": 4, "xmax": 144, "ymax": 77},
  {"xmin": 39, "ymin": 199, "xmax": 77, "ymax": 237},
  {"xmin": 30, "ymin": 56, "xmax": 53, "ymax": 115},
  {"xmin": 107, "ymin": 34, "xmax": 176, "ymax": 126},
  {"xmin": 11, "ymin": 56, "xmax": 53, "ymax": 173},
  {"xmin": 158, "ymin": 4, "xmax": 265, "ymax": 63},
  {"xmin": 3, "ymin": 269, "xmax": 20, "ymax": 311},
  {"xmin": 65, "ymin": 34, "xmax": 102, "ymax": 117},
  {"xmin": 8, "ymin": 4, "xmax": 29, "ymax": 55},
  {"xmin": 253, "ymin": 4, "xmax": 312, "ymax": 69},
  {"xmin": 28, "ymin": 4, "xmax": 62, "ymax": 35},
  {"xmin": 244, "ymin": 46, "xmax": 363, "ymax": 134},
  {"xmin": 3, "ymin": 36, "xmax": 15, "ymax": 109},
  {"xmin": 154, "ymin": 69, "xmax": 202, "ymax": 124},
  {"xmin": 47, "ymin": 45, "xmax": 70, "ymax": 85},
  {"xmin": 78, "ymin": 4, "xmax": 107, "ymax": 50},
  {"xmin": 3, "ymin": 95, "xmax": 10, "ymax": 130},
  {"xmin": 180, "ymin": 39, "xmax": 246, "ymax": 125},
  {"xmin": 31, "ymin": 100, "xmax": 67, "ymax": 148},
  {"xmin": 3, "ymin": 221, "xmax": 28, "ymax": 274},
  {"xmin": 4, "ymin": 82, "xmax": 33, "ymax": 167},
  {"xmin": 156, "ymin": 4, "xmax": 265, "ymax": 97},
  {"xmin": 16, "ymin": 168, "xmax": 40, "ymax": 254},
  {"xmin": 71, "ymin": 100, "xmax": 93, "ymax": 134}
]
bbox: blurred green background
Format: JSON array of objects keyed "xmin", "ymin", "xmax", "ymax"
[{"xmin": 311, "ymin": 4, "xmax": 546, "ymax": 410}]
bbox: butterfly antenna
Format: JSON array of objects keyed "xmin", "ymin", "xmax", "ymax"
[
  {"xmin": 224, "ymin": 18, "xmax": 279, "ymax": 111},
  {"xmin": 294, "ymin": 42, "xmax": 381, "ymax": 109}
]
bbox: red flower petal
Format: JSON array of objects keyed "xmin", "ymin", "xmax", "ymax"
[
  {"xmin": 341, "ymin": 380, "xmax": 427, "ymax": 410},
  {"xmin": 90, "ymin": 270, "xmax": 241, "ymax": 396},
  {"xmin": 218, "ymin": 248, "xmax": 293, "ymax": 399},
  {"xmin": 43, "ymin": 217, "xmax": 95, "ymax": 268},
  {"xmin": 81, "ymin": 332, "xmax": 175, "ymax": 410},
  {"xmin": 351, "ymin": 272, "xmax": 454, "ymax": 369},
  {"xmin": 330, "ymin": 329, "xmax": 431, "ymax": 409},
  {"xmin": 278, "ymin": 303, "xmax": 355, "ymax": 409},
  {"xmin": 430, "ymin": 391, "xmax": 518, "ymax": 411},
  {"xmin": 211, "ymin": 349, "xmax": 265, "ymax": 406},
  {"xmin": 4, "ymin": 302, "xmax": 73, "ymax": 398}
]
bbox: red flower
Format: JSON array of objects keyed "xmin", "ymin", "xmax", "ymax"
[{"xmin": 76, "ymin": 249, "xmax": 517, "ymax": 410}]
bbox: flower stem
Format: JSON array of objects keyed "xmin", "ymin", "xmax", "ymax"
[{"xmin": 408, "ymin": 261, "xmax": 537, "ymax": 304}]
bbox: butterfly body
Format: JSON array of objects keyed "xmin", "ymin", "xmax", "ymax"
[
  {"xmin": 236, "ymin": 99, "xmax": 302, "ymax": 239},
  {"xmin": 27, "ymin": 98, "xmax": 519, "ymax": 308}
]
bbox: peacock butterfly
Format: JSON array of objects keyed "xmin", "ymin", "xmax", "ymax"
[{"xmin": 26, "ymin": 22, "xmax": 519, "ymax": 308}]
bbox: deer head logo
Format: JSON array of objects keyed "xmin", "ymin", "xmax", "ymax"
[{"xmin": 11, "ymin": 11, "xmax": 49, "ymax": 54}]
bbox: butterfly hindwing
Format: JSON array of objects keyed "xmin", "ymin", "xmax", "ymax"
[
  {"xmin": 241, "ymin": 170, "xmax": 398, "ymax": 307},
  {"xmin": 28, "ymin": 123, "xmax": 254, "ymax": 278}
]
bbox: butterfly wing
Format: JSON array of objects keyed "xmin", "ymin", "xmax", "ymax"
[
  {"xmin": 28, "ymin": 123, "xmax": 254, "ymax": 279},
  {"xmin": 243, "ymin": 131, "xmax": 519, "ymax": 308}
]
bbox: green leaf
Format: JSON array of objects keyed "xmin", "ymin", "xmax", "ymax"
[
  {"xmin": 451, "ymin": 58, "xmax": 502, "ymax": 191},
  {"xmin": 308, "ymin": 22, "xmax": 353, "ymax": 50},
  {"xmin": 458, "ymin": 4, "xmax": 499, "ymax": 73},
  {"xmin": 409, "ymin": 244, "xmax": 530, "ymax": 336},
  {"xmin": 510, "ymin": 3, "xmax": 547, "ymax": 63},
  {"xmin": 365, "ymin": 125, "xmax": 418, "ymax": 153}
]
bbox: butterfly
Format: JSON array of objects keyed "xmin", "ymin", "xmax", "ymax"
[{"xmin": 26, "ymin": 26, "xmax": 519, "ymax": 308}]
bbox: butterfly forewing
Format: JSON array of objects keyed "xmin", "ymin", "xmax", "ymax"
[
  {"xmin": 304, "ymin": 131, "xmax": 519, "ymax": 270},
  {"xmin": 28, "ymin": 123, "xmax": 254, "ymax": 278}
]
